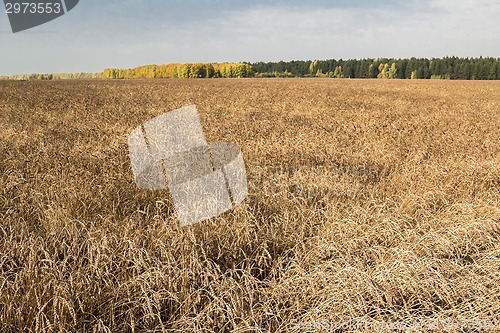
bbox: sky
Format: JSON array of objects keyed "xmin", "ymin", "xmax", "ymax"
[{"xmin": 0, "ymin": 0, "xmax": 499, "ymax": 75}]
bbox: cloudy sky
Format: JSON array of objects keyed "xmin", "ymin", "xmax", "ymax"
[{"xmin": 0, "ymin": 0, "xmax": 499, "ymax": 75}]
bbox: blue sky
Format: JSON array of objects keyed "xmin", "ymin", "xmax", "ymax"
[{"xmin": 1, "ymin": 0, "xmax": 499, "ymax": 75}]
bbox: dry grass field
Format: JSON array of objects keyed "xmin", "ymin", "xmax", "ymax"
[{"xmin": 0, "ymin": 78, "xmax": 499, "ymax": 332}]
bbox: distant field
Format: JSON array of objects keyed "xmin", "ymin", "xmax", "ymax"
[{"xmin": 1, "ymin": 79, "xmax": 499, "ymax": 332}]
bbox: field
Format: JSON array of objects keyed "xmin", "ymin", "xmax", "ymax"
[{"xmin": 0, "ymin": 78, "xmax": 499, "ymax": 332}]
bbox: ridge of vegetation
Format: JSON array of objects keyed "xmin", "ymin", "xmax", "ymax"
[{"xmin": 2, "ymin": 57, "xmax": 500, "ymax": 81}]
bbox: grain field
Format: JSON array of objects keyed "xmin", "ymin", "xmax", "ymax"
[{"xmin": 0, "ymin": 79, "xmax": 499, "ymax": 332}]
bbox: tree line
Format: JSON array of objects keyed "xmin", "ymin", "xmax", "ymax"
[
  {"xmin": 252, "ymin": 57, "xmax": 500, "ymax": 80},
  {"xmin": 102, "ymin": 63, "xmax": 254, "ymax": 79},
  {"xmin": 1, "ymin": 72, "xmax": 101, "ymax": 81},
  {"xmin": 1, "ymin": 57, "xmax": 499, "ymax": 80}
]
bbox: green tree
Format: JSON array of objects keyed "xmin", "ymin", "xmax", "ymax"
[
  {"xmin": 396, "ymin": 59, "xmax": 407, "ymax": 79},
  {"xmin": 368, "ymin": 62, "xmax": 379, "ymax": 78},
  {"xmin": 488, "ymin": 61, "xmax": 497, "ymax": 80},
  {"xmin": 406, "ymin": 58, "xmax": 417, "ymax": 79}
]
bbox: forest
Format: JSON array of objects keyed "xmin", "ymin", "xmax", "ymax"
[
  {"xmin": 252, "ymin": 57, "xmax": 500, "ymax": 80},
  {"xmin": 2, "ymin": 57, "xmax": 499, "ymax": 80},
  {"xmin": 102, "ymin": 63, "xmax": 254, "ymax": 79}
]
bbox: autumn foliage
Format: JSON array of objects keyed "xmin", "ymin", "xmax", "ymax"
[{"xmin": 102, "ymin": 63, "xmax": 254, "ymax": 79}]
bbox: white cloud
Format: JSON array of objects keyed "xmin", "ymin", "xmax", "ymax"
[
  {"xmin": 167, "ymin": 1, "xmax": 500, "ymax": 61},
  {"xmin": 1, "ymin": 0, "xmax": 499, "ymax": 75}
]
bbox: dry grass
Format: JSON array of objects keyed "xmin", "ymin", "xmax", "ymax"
[{"xmin": 0, "ymin": 78, "xmax": 499, "ymax": 332}]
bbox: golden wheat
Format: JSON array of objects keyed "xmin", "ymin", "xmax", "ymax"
[{"xmin": 0, "ymin": 79, "xmax": 499, "ymax": 332}]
